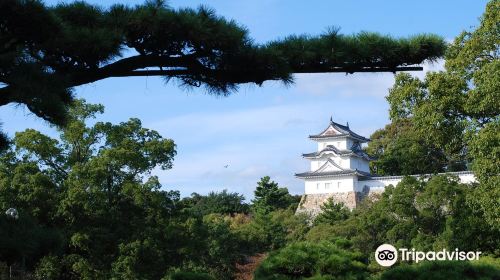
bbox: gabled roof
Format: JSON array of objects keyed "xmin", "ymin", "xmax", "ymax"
[
  {"xmin": 302, "ymin": 145, "xmax": 351, "ymax": 158},
  {"xmin": 302, "ymin": 144, "xmax": 373, "ymax": 161},
  {"xmin": 309, "ymin": 117, "xmax": 370, "ymax": 142},
  {"xmin": 295, "ymin": 169, "xmax": 372, "ymax": 179},
  {"xmin": 315, "ymin": 158, "xmax": 345, "ymax": 173},
  {"xmin": 295, "ymin": 158, "xmax": 371, "ymax": 179}
]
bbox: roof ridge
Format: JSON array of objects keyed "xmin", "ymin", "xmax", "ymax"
[
  {"xmin": 302, "ymin": 145, "xmax": 354, "ymax": 158},
  {"xmin": 309, "ymin": 118, "xmax": 370, "ymax": 142},
  {"xmin": 314, "ymin": 158, "xmax": 345, "ymax": 173}
]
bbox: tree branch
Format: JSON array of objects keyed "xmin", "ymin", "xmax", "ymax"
[{"xmin": 69, "ymin": 55, "xmax": 199, "ymax": 87}]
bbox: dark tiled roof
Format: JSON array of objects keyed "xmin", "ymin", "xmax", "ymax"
[
  {"xmin": 309, "ymin": 119, "xmax": 370, "ymax": 142},
  {"xmin": 302, "ymin": 145, "xmax": 351, "ymax": 157},
  {"xmin": 295, "ymin": 169, "xmax": 372, "ymax": 179},
  {"xmin": 302, "ymin": 145, "xmax": 372, "ymax": 160},
  {"xmin": 296, "ymin": 168, "xmax": 474, "ymax": 181}
]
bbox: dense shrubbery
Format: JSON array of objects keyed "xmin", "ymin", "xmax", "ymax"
[
  {"xmin": 166, "ymin": 271, "xmax": 215, "ymax": 280},
  {"xmin": 313, "ymin": 198, "xmax": 351, "ymax": 225},
  {"xmin": 0, "ymin": 102, "xmax": 303, "ymax": 279},
  {"xmin": 0, "ymin": 101, "xmax": 254, "ymax": 279},
  {"xmin": 255, "ymin": 174, "xmax": 499, "ymax": 279},
  {"xmin": 254, "ymin": 240, "xmax": 369, "ymax": 280},
  {"xmin": 1, "ymin": 101, "xmax": 498, "ymax": 280},
  {"xmin": 182, "ymin": 190, "xmax": 250, "ymax": 216},
  {"xmin": 370, "ymin": 0, "xmax": 499, "ymax": 229},
  {"xmin": 379, "ymin": 259, "xmax": 500, "ymax": 280},
  {"xmin": 308, "ymin": 176, "xmax": 499, "ymax": 260}
]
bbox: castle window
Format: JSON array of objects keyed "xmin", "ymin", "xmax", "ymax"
[
  {"xmin": 316, "ymin": 183, "xmax": 320, "ymax": 190},
  {"xmin": 337, "ymin": 182, "xmax": 341, "ymax": 189},
  {"xmin": 325, "ymin": 183, "xmax": 331, "ymax": 189}
]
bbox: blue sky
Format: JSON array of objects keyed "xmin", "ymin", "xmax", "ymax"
[{"xmin": 0, "ymin": 0, "xmax": 489, "ymax": 199}]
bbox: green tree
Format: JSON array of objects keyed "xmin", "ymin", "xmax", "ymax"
[
  {"xmin": 314, "ymin": 198, "xmax": 351, "ymax": 225},
  {"xmin": 165, "ymin": 271, "xmax": 215, "ymax": 280},
  {"xmin": 380, "ymin": 260, "xmax": 500, "ymax": 280},
  {"xmin": 366, "ymin": 120, "xmax": 448, "ymax": 175},
  {"xmin": 183, "ymin": 190, "xmax": 249, "ymax": 216},
  {"xmin": 0, "ymin": 100, "xmax": 182, "ymax": 278},
  {"xmin": 0, "ymin": 0, "xmax": 446, "ymax": 149},
  {"xmin": 0, "ymin": 212, "xmax": 62, "ymax": 274},
  {"xmin": 306, "ymin": 175, "xmax": 499, "ymax": 261},
  {"xmin": 468, "ymin": 119, "xmax": 500, "ymax": 229},
  {"xmin": 252, "ymin": 176, "xmax": 296, "ymax": 214},
  {"xmin": 254, "ymin": 240, "xmax": 368, "ymax": 280},
  {"xmin": 385, "ymin": 0, "xmax": 499, "ymax": 228}
]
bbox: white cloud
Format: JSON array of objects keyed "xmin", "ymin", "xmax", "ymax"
[
  {"xmin": 149, "ymin": 104, "xmax": 316, "ymax": 197},
  {"xmin": 410, "ymin": 59, "xmax": 445, "ymax": 79},
  {"xmin": 293, "ymin": 72, "xmax": 395, "ymax": 97}
]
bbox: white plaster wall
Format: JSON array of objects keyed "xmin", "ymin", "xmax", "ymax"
[
  {"xmin": 338, "ymin": 157, "xmax": 349, "ymax": 169},
  {"xmin": 310, "ymin": 159, "xmax": 324, "ymax": 171},
  {"xmin": 330, "ymin": 153, "xmax": 350, "ymax": 169},
  {"xmin": 305, "ymin": 176, "xmax": 356, "ymax": 194},
  {"xmin": 458, "ymin": 173, "xmax": 476, "ymax": 183},
  {"xmin": 346, "ymin": 138, "xmax": 353, "ymax": 149},
  {"xmin": 349, "ymin": 157, "xmax": 370, "ymax": 173},
  {"xmin": 349, "ymin": 157, "xmax": 357, "ymax": 170},
  {"xmin": 357, "ymin": 158, "xmax": 370, "ymax": 173},
  {"xmin": 309, "ymin": 155, "xmax": 351, "ymax": 171},
  {"xmin": 356, "ymin": 172, "xmax": 476, "ymax": 192},
  {"xmin": 356, "ymin": 178, "xmax": 401, "ymax": 192},
  {"xmin": 317, "ymin": 139, "xmax": 347, "ymax": 150},
  {"xmin": 317, "ymin": 142, "xmax": 326, "ymax": 151}
]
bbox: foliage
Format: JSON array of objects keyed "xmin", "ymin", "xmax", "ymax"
[
  {"xmin": 0, "ymin": 213, "xmax": 62, "ymax": 268},
  {"xmin": 165, "ymin": 271, "xmax": 215, "ymax": 280},
  {"xmin": 234, "ymin": 209, "xmax": 310, "ymax": 252},
  {"xmin": 198, "ymin": 214, "xmax": 247, "ymax": 279},
  {"xmin": 366, "ymin": 119, "xmax": 449, "ymax": 175},
  {"xmin": 305, "ymin": 224, "xmax": 339, "ymax": 243},
  {"xmin": 0, "ymin": 100, "xmax": 246, "ymax": 279},
  {"xmin": 0, "ymin": 2, "xmax": 498, "ymax": 279},
  {"xmin": 379, "ymin": 259, "xmax": 500, "ymax": 280},
  {"xmin": 254, "ymin": 240, "xmax": 368, "ymax": 280},
  {"xmin": 298, "ymin": 175, "xmax": 500, "ymax": 273},
  {"xmin": 314, "ymin": 198, "xmax": 351, "ymax": 225},
  {"xmin": 252, "ymin": 176, "xmax": 297, "ymax": 214},
  {"xmin": 314, "ymin": 175, "xmax": 499, "ymax": 260},
  {"xmin": 385, "ymin": 0, "xmax": 499, "ymax": 227},
  {"xmin": 182, "ymin": 190, "xmax": 249, "ymax": 216},
  {"xmin": 468, "ymin": 119, "xmax": 500, "ymax": 227},
  {"xmin": 0, "ymin": 116, "xmax": 305, "ymax": 279}
]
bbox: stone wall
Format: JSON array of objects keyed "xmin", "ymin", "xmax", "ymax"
[
  {"xmin": 296, "ymin": 171, "xmax": 475, "ymax": 217},
  {"xmin": 295, "ymin": 187, "xmax": 387, "ymax": 218},
  {"xmin": 295, "ymin": 192, "xmax": 358, "ymax": 217}
]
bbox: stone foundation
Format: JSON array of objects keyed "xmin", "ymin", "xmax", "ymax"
[
  {"xmin": 295, "ymin": 187, "xmax": 386, "ymax": 218},
  {"xmin": 295, "ymin": 192, "xmax": 358, "ymax": 217}
]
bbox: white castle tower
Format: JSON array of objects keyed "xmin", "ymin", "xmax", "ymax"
[
  {"xmin": 295, "ymin": 117, "xmax": 475, "ymax": 215},
  {"xmin": 296, "ymin": 117, "xmax": 372, "ymax": 194}
]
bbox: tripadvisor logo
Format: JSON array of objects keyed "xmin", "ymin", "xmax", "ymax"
[
  {"xmin": 375, "ymin": 244, "xmax": 398, "ymax": 267},
  {"xmin": 374, "ymin": 244, "xmax": 482, "ymax": 267}
]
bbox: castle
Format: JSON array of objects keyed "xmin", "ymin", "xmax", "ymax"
[{"xmin": 295, "ymin": 117, "xmax": 475, "ymax": 216}]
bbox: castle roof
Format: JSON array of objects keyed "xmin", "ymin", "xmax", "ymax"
[
  {"xmin": 309, "ymin": 117, "xmax": 370, "ymax": 142},
  {"xmin": 302, "ymin": 144, "xmax": 372, "ymax": 160},
  {"xmin": 295, "ymin": 169, "xmax": 372, "ymax": 179}
]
